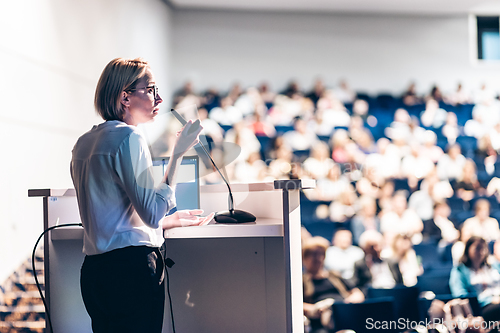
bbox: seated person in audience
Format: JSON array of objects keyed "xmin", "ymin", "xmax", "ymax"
[
  {"xmin": 385, "ymin": 108, "xmax": 413, "ymax": 142},
  {"xmin": 352, "ymin": 99, "xmax": 369, "ymax": 121},
  {"xmin": 352, "ymin": 230, "xmax": 404, "ymax": 293},
  {"xmin": 330, "ymin": 129, "xmax": 351, "ymax": 164},
  {"xmin": 201, "ymin": 86, "xmax": 221, "ymax": 112},
  {"xmin": 402, "ymin": 82, "xmax": 422, "ymax": 106},
  {"xmin": 409, "ymin": 115, "xmax": 427, "ymax": 146},
  {"xmin": 351, "ymin": 196, "xmax": 382, "ymax": 246},
  {"xmin": 429, "ymin": 85, "xmax": 444, "ymax": 103},
  {"xmin": 400, "ymin": 142, "xmax": 435, "ymax": 181},
  {"xmin": 282, "ymin": 116, "xmax": 319, "ymax": 151},
  {"xmin": 234, "ymin": 87, "xmax": 265, "ymax": 118},
  {"xmin": 386, "ymin": 233, "xmax": 423, "ymax": 287},
  {"xmin": 316, "ymin": 90, "xmax": 351, "ymax": 127},
  {"xmin": 437, "ymin": 143, "xmax": 466, "ymax": 181},
  {"xmin": 420, "ymin": 130, "xmax": 444, "ymax": 164},
  {"xmin": 324, "ymin": 229, "xmax": 365, "ymax": 281},
  {"xmin": 209, "ymin": 96, "xmax": 243, "ymax": 125},
  {"xmin": 447, "ymin": 83, "xmax": 472, "ymax": 106},
  {"xmin": 493, "ymin": 240, "xmax": 500, "ymax": 264},
  {"xmin": 249, "ymin": 111, "xmax": 276, "ymax": 138},
  {"xmin": 308, "ymin": 107, "xmax": 336, "ymax": 137},
  {"xmin": 332, "ymin": 79, "xmax": 356, "ymax": 104},
  {"xmin": 302, "ymin": 237, "xmax": 365, "ymax": 333},
  {"xmin": 198, "ymin": 107, "xmax": 225, "ymax": 143},
  {"xmin": 224, "ymin": 121, "xmax": 261, "ymax": 163},
  {"xmin": 281, "ymin": 80, "xmax": 301, "ymax": 98},
  {"xmin": 329, "ymin": 186, "xmax": 357, "ymax": 223},
  {"xmin": 455, "ymin": 159, "xmax": 484, "ymax": 201},
  {"xmin": 355, "ymin": 163, "xmax": 384, "ymax": 198},
  {"xmin": 268, "ymin": 146, "xmax": 294, "ymax": 180},
  {"xmin": 173, "ymin": 80, "xmax": 195, "ymax": 105},
  {"xmin": 302, "ymin": 141, "xmax": 335, "ymax": 180},
  {"xmin": 408, "ymin": 177, "xmax": 436, "ymax": 222},
  {"xmin": 422, "ymin": 201, "xmax": 459, "ymax": 246},
  {"xmin": 452, "ymin": 224, "xmax": 474, "ymax": 265},
  {"xmin": 367, "ymin": 138, "xmax": 402, "ymax": 180},
  {"xmin": 376, "ymin": 180, "xmax": 395, "ymax": 215},
  {"xmin": 487, "ymin": 177, "xmax": 500, "ymax": 203},
  {"xmin": 330, "ymin": 129, "xmax": 364, "ymax": 165},
  {"xmin": 303, "ymin": 164, "xmax": 350, "ymax": 201},
  {"xmin": 227, "ymin": 82, "xmax": 243, "ymax": 102},
  {"xmin": 349, "ymin": 116, "xmax": 376, "ymax": 155},
  {"xmin": 306, "ymin": 78, "xmax": 326, "ymax": 105},
  {"xmin": 442, "ymin": 111, "xmax": 460, "ymax": 145},
  {"xmin": 489, "ymin": 122, "xmax": 500, "ymax": 152},
  {"xmin": 258, "ymin": 82, "xmax": 276, "ymax": 106},
  {"xmin": 266, "ymin": 135, "xmax": 286, "ymax": 160},
  {"xmin": 233, "ymin": 151, "xmax": 268, "ymax": 183},
  {"xmin": 420, "ymin": 98, "xmax": 448, "ymax": 128},
  {"xmin": 464, "ymin": 107, "xmax": 490, "ymax": 140},
  {"xmin": 349, "ymin": 115, "xmax": 368, "ymax": 144},
  {"xmin": 409, "ymin": 171, "xmax": 454, "ymax": 221},
  {"xmin": 449, "ymin": 236, "xmax": 500, "ymax": 324},
  {"xmin": 462, "ymin": 199, "xmax": 500, "ymax": 243},
  {"xmin": 381, "ymin": 191, "xmax": 424, "ymax": 245}
]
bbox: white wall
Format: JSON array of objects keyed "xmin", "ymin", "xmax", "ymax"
[
  {"xmin": 0, "ymin": 0, "xmax": 172, "ymax": 284},
  {"xmin": 171, "ymin": 9, "xmax": 500, "ymax": 96}
]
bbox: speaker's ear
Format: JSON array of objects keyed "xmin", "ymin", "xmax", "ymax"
[{"xmin": 120, "ymin": 91, "xmax": 130, "ymax": 107}]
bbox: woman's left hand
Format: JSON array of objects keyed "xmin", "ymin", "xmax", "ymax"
[{"xmin": 162, "ymin": 209, "xmax": 215, "ymax": 229}]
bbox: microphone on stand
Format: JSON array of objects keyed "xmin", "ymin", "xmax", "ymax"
[{"xmin": 170, "ymin": 108, "xmax": 256, "ymax": 224}]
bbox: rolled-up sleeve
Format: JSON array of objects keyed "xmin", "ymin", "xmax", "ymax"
[{"xmin": 115, "ymin": 131, "xmax": 176, "ymax": 228}]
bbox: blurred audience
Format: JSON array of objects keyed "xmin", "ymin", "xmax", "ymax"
[
  {"xmin": 351, "ymin": 196, "xmax": 381, "ymax": 246},
  {"xmin": 169, "ymin": 80, "xmax": 500, "ymax": 322},
  {"xmin": 462, "ymin": 199, "xmax": 500, "ymax": 243},
  {"xmin": 352, "ymin": 230, "xmax": 403, "ymax": 293},
  {"xmin": 449, "ymin": 236, "xmax": 500, "ymax": 325},
  {"xmin": 324, "ymin": 229, "xmax": 365, "ymax": 280},
  {"xmin": 385, "ymin": 233, "xmax": 423, "ymax": 287},
  {"xmin": 302, "ymin": 237, "xmax": 364, "ymax": 333}
]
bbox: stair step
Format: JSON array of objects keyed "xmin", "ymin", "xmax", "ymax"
[
  {"xmin": 0, "ymin": 305, "xmax": 45, "ymax": 313},
  {"xmin": 0, "ymin": 305, "xmax": 46, "ymax": 322},
  {"xmin": 0, "ymin": 321, "xmax": 45, "ymax": 329},
  {"xmin": 2, "ymin": 297, "xmax": 43, "ymax": 308},
  {"xmin": 2, "ymin": 291, "xmax": 41, "ymax": 299}
]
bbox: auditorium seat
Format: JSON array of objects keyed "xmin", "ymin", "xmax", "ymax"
[
  {"xmin": 417, "ymin": 271, "xmax": 451, "ymax": 296},
  {"xmin": 274, "ymin": 125, "xmax": 294, "ymax": 134},
  {"xmin": 367, "ymin": 285, "xmax": 420, "ymax": 323},
  {"xmin": 304, "ymin": 221, "xmax": 337, "ymax": 241},
  {"xmin": 332, "ymin": 297, "xmax": 397, "ymax": 333},
  {"xmin": 456, "ymin": 136, "xmax": 477, "ymax": 158},
  {"xmin": 293, "ymin": 149, "xmax": 311, "ymax": 162},
  {"xmin": 413, "ymin": 243, "xmax": 440, "ymax": 270}
]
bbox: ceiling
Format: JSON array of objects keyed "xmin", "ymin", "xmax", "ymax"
[{"xmin": 169, "ymin": 0, "xmax": 500, "ymax": 15}]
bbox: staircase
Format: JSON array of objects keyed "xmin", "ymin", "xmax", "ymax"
[{"xmin": 0, "ymin": 249, "xmax": 46, "ymax": 333}]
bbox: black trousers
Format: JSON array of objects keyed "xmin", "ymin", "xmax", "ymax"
[{"xmin": 80, "ymin": 246, "xmax": 165, "ymax": 333}]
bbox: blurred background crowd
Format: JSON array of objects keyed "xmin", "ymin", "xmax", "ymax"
[{"xmin": 164, "ymin": 78, "xmax": 500, "ymax": 332}]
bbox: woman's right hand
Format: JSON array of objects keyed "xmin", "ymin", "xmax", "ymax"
[{"xmin": 172, "ymin": 119, "xmax": 203, "ymax": 159}]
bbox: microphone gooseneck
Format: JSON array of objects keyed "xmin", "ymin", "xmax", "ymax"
[{"xmin": 170, "ymin": 108, "xmax": 256, "ymax": 223}]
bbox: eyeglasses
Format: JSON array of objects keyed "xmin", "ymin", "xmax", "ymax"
[{"xmin": 127, "ymin": 84, "xmax": 159, "ymax": 100}]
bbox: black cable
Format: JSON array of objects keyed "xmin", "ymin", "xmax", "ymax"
[
  {"xmin": 32, "ymin": 223, "xmax": 82, "ymax": 333},
  {"xmin": 161, "ymin": 251, "xmax": 176, "ymax": 333}
]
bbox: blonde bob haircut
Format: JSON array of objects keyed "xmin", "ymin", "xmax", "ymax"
[{"xmin": 94, "ymin": 58, "xmax": 149, "ymax": 121}]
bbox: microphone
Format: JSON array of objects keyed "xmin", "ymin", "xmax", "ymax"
[{"xmin": 170, "ymin": 108, "xmax": 256, "ymax": 224}]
